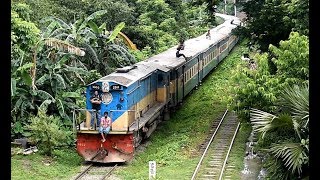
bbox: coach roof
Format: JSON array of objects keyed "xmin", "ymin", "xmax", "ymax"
[{"xmin": 88, "ymin": 61, "xmax": 170, "ymax": 87}]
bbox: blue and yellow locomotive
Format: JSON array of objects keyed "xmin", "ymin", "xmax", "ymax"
[{"xmin": 74, "ymin": 14, "xmax": 240, "ymax": 163}]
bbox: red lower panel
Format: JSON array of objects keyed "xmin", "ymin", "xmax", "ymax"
[{"xmin": 76, "ymin": 133, "xmax": 134, "ymax": 163}]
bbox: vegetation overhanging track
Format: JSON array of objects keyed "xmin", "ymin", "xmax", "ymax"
[
  {"xmin": 191, "ymin": 109, "xmax": 240, "ymax": 180},
  {"xmin": 73, "ymin": 163, "xmax": 117, "ymax": 180}
]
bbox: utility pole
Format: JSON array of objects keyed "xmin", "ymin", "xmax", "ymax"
[
  {"xmin": 224, "ymin": 0, "xmax": 227, "ymax": 14},
  {"xmin": 234, "ymin": 0, "xmax": 237, "ymax": 17}
]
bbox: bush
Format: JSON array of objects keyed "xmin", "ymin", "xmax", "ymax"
[{"xmin": 26, "ymin": 110, "xmax": 71, "ymax": 156}]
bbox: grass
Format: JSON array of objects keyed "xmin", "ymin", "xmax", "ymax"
[
  {"xmin": 11, "ymin": 148, "xmax": 83, "ymax": 180},
  {"xmin": 11, "ymin": 40, "xmax": 251, "ymax": 180}
]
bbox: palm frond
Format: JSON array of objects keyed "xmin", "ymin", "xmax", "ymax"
[
  {"xmin": 52, "ymin": 74, "xmax": 66, "ymax": 89},
  {"xmin": 73, "ymin": 59, "xmax": 88, "ymax": 70},
  {"xmin": 85, "ymin": 10, "xmax": 108, "ymax": 23},
  {"xmin": 42, "ymin": 21, "xmax": 58, "ymax": 38},
  {"xmin": 63, "ymin": 66, "xmax": 88, "ymax": 74},
  {"xmin": 12, "ymin": 94, "xmax": 24, "ymax": 112},
  {"xmin": 62, "ymin": 92, "xmax": 81, "ymax": 98},
  {"xmin": 11, "ymin": 78, "xmax": 17, "ymax": 97},
  {"xmin": 20, "ymin": 99, "xmax": 33, "ymax": 118},
  {"xmin": 41, "ymin": 16, "xmax": 70, "ymax": 29},
  {"xmin": 250, "ymin": 108, "xmax": 277, "ymax": 138},
  {"xmin": 82, "ymin": 43, "xmax": 99, "ymax": 63},
  {"xmin": 56, "ymin": 98, "xmax": 65, "ymax": 118},
  {"xmin": 279, "ymin": 84, "xmax": 309, "ymax": 129},
  {"xmin": 270, "ymin": 143, "xmax": 308, "ymax": 175},
  {"xmin": 44, "ymin": 38, "xmax": 85, "ymax": 56},
  {"xmin": 48, "ymin": 28, "xmax": 66, "ymax": 39},
  {"xmin": 54, "ymin": 32, "xmax": 69, "ymax": 40},
  {"xmin": 65, "ymin": 34, "xmax": 76, "ymax": 43},
  {"xmin": 99, "ymin": 23, "xmax": 106, "ymax": 33},
  {"xmin": 36, "ymin": 74, "xmax": 50, "ymax": 86},
  {"xmin": 87, "ymin": 20, "xmax": 100, "ymax": 34},
  {"xmin": 250, "ymin": 108, "xmax": 294, "ymax": 139},
  {"xmin": 58, "ymin": 54, "xmax": 70, "ymax": 66},
  {"xmin": 81, "ymin": 28, "xmax": 97, "ymax": 42},
  {"xmin": 35, "ymin": 89, "xmax": 55, "ymax": 102},
  {"xmin": 109, "ymin": 44, "xmax": 136, "ymax": 63},
  {"xmin": 75, "ymin": 72, "xmax": 86, "ymax": 85},
  {"xmin": 16, "ymin": 63, "xmax": 34, "ymax": 73},
  {"xmin": 38, "ymin": 99, "xmax": 52, "ymax": 114},
  {"xmin": 107, "ymin": 22, "xmax": 125, "ymax": 43}
]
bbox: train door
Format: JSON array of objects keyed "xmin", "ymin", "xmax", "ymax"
[
  {"xmin": 176, "ymin": 66, "xmax": 184, "ymax": 103},
  {"xmin": 156, "ymin": 71, "xmax": 169, "ymax": 103},
  {"xmin": 169, "ymin": 70, "xmax": 177, "ymax": 107},
  {"xmin": 198, "ymin": 53, "xmax": 204, "ymax": 83}
]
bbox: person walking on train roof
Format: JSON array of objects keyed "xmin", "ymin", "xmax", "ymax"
[
  {"xmin": 90, "ymin": 90, "xmax": 102, "ymax": 130},
  {"xmin": 206, "ymin": 29, "xmax": 211, "ymax": 40},
  {"xmin": 100, "ymin": 111, "xmax": 112, "ymax": 142},
  {"xmin": 176, "ymin": 39, "xmax": 187, "ymax": 60}
]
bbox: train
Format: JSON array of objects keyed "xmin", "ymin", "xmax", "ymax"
[{"xmin": 74, "ymin": 13, "xmax": 241, "ymax": 163}]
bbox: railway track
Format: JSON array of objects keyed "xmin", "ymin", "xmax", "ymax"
[
  {"xmin": 191, "ymin": 109, "xmax": 240, "ymax": 180},
  {"xmin": 73, "ymin": 163, "xmax": 118, "ymax": 180}
]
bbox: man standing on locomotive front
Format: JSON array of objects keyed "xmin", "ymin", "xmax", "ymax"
[{"xmin": 90, "ymin": 90, "xmax": 102, "ymax": 129}]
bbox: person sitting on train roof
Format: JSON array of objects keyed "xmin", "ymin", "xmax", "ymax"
[
  {"xmin": 206, "ymin": 29, "xmax": 211, "ymax": 40},
  {"xmin": 100, "ymin": 111, "xmax": 112, "ymax": 142},
  {"xmin": 90, "ymin": 90, "xmax": 102, "ymax": 130},
  {"xmin": 176, "ymin": 39, "xmax": 187, "ymax": 60}
]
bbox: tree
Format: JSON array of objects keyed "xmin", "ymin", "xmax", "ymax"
[
  {"xmin": 234, "ymin": 0, "xmax": 309, "ymax": 52},
  {"xmin": 189, "ymin": 0, "xmax": 219, "ymax": 25},
  {"xmin": 250, "ymin": 83, "xmax": 309, "ymax": 179},
  {"xmin": 231, "ymin": 32, "xmax": 309, "ymax": 121},
  {"xmin": 11, "ymin": 3, "xmax": 99, "ymax": 139},
  {"xmin": 42, "ymin": 11, "xmax": 136, "ymax": 74},
  {"xmin": 11, "ymin": 2, "xmax": 43, "ymax": 138}
]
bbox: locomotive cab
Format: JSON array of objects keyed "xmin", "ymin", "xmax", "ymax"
[{"xmin": 83, "ymin": 80, "xmax": 128, "ymax": 132}]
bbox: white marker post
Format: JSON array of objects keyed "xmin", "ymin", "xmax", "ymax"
[{"xmin": 149, "ymin": 161, "xmax": 156, "ymax": 180}]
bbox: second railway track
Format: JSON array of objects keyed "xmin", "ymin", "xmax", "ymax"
[{"xmin": 191, "ymin": 109, "xmax": 240, "ymax": 180}]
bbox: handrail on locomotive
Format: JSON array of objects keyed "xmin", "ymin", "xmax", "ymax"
[{"xmin": 72, "ymin": 108, "xmax": 137, "ymax": 133}]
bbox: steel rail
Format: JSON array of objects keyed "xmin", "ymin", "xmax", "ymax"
[
  {"xmin": 74, "ymin": 163, "xmax": 93, "ymax": 180},
  {"xmin": 100, "ymin": 164, "xmax": 118, "ymax": 180},
  {"xmin": 190, "ymin": 109, "xmax": 229, "ymax": 180},
  {"xmin": 218, "ymin": 122, "xmax": 241, "ymax": 180}
]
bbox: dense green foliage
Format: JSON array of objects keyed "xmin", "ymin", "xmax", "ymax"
[
  {"xmin": 124, "ymin": 0, "xmax": 213, "ymax": 55},
  {"xmin": 231, "ymin": 32, "xmax": 308, "ymax": 121},
  {"xmin": 234, "ymin": 0, "xmax": 309, "ymax": 52},
  {"xmin": 11, "ymin": 2, "xmax": 125, "ymax": 140},
  {"xmin": 26, "ymin": 109, "xmax": 73, "ymax": 156},
  {"xmin": 250, "ymin": 84, "xmax": 309, "ymax": 179},
  {"xmin": 229, "ymin": 0, "xmax": 309, "ymax": 178}
]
